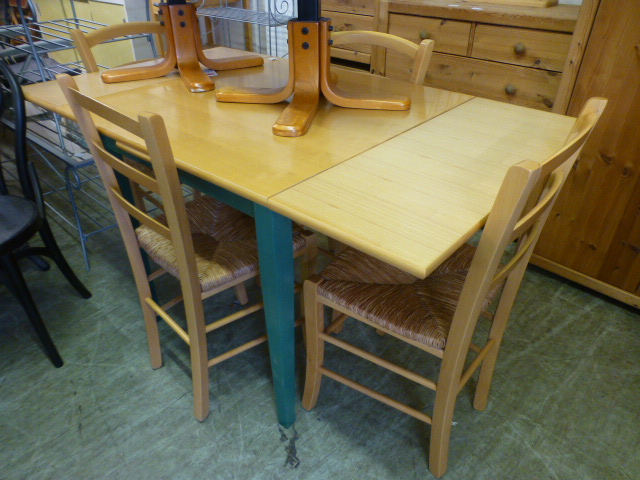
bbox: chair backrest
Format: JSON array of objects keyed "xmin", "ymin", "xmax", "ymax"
[
  {"xmin": 56, "ymin": 73, "xmax": 201, "ymax": 306},
  {"xmin": 71, "ymin": 21, "xmax": 165, "ymax": 73},
  {"xmin": 443, "ymin": 97, "xmax": 607, "ymax": 370},
  {"xmin": 0, "ymin": 59, "xmax": 43, "ymax": 207},
  {"xmin": 330, "ymin": 31, "xmax": 434, "ymax": 84}
]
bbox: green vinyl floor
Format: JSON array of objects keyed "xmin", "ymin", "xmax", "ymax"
[{"xmin": 1, "ymin": 169, "xmax": 639, "ymax": 480}]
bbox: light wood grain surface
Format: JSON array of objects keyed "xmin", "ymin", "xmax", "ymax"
[
  {"xmin": 269, "ymin": 97, "xmax": 575, "ymax": 278},
  {"xmin": 23, "ymin": 48, "xmax": 576, "ymax": 281},
  {"xmin": 23, "ymin": 49, "xmax": 472, "ymax": 205}
]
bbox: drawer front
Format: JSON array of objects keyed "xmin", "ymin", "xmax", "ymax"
[
  {"xmin": 325, "ymin": 10, "xmax": 375, "ymax": 59},
  {"xmin": 386, "ymin": 52, "xmax": 561, "ymax": 111},
  {"xmin": 323, "ymin": 0, "xmax": 375, "ymax": 15},
  {"xmin": 388, "ymin": 13, "xmax": 471, "ymax": 56},
  {"xmin": 472, "ymin": 25, "xmax": 572, "ymax": 72}
]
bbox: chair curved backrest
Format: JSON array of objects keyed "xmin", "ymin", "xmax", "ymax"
[
  {"xmin": 0, "ymin": 60, "xmax": 43, "ymax": 207},
  {"xmin": 0, "ymin": 63, "xmax": 92, "ymax": 369},
  {"xmin": 432, "ymin": 97, "xmax": 607, "ymax": 474},
  {"xmin": 56, "ymin": 73, "xmax": 306, "ymax": 422},
  {"xmin": 56, "ymin": 73, "xmax": 199, "ymax": 316},
  {"xmin": 331, "ymin": 31, "xmax": 434, "ymax": 84},
  {"xmin": 301, "ymin": 96, "xmax": 607, "ymax": 478},
  {"xmin": 71, "ymin": 21, "xmax": 165, "ymax": 73}
]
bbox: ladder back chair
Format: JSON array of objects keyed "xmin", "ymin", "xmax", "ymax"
[
  {"xmin": 57, "ymin": 74, "xmax": 316, "ymax": 421},
  {"xmin": 331, "ymin": 31, "xmax": 435, "ymax": 85},
  {"xmin": 302, "ymin": 97, "xmax": 607, "ymax": 477},
  {"xmin": 71, "ymin": 21, "xmax": 166, "ymax": 74}
]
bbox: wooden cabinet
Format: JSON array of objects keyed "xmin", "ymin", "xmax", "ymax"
[
  {"xmin": 531, "ymin": 0, "xmax": 640, "ymax": 308},
  {"xmin": 377, "ymin": 0, "xmax": 592, "ymax": 113},
  {"xmin": 323, "ymin": 0, "xmax": 378, "ymax": 65}
]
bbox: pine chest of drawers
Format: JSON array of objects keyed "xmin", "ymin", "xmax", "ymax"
[{"xmin": 376, "ymin": 0, "xmax": 583, "ymax": 112}]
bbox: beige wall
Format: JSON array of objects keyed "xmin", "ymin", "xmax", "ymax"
[{"xmin": 34, "ymin": 0, "xmax": 135, "ymax": 68}]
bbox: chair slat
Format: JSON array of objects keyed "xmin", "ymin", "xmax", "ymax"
[
  {"xmin": 110, "ymin": 187, "xmax": 171, "ymax": 239},
  {"xmin": 63, "ymin": 86, "xmax": 143, "ymax": 137},
  {"xmin": 321, "ymin": 367, "xmax": 433, "ymax": 424},
  {"xmin": 92, "ymin": 143, "xmax": 160, "ymax": 194}
]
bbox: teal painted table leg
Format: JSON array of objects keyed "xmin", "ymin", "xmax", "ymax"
[{"xmin": 254, "ymin": 204, "xmax": 296, "ymax": 428}]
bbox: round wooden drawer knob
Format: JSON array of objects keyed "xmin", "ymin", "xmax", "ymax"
[
  {"xmin": 419, "ymin": 30, "xmax": 430, "ymax": 40},
  {"xmin": 505, "ymin": 84, "xmax": 517, "ymax": 95},
  {"xmin": 514, "ymin": 42, "xmax": 526, "ymax": 55}
]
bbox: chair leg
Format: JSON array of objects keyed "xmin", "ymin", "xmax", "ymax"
[
  {"xmin": 301, "ymin": 279, "xmax": 325, "ymax": 410},
  {"xmin": 184, "ymin": 298, "xmax": 210, "ymax": 422},
  {"xmin": 0, "ymin": 254, "xmax": 63, "ymax": 368},
  {"xmin": 330, "ymin": 309, "xmax": 346, "ymax": 334},
  {"xmin": 38, "ymin": 220, "xmax": 91, "ymax": 299},
  {"xmin": 141, "ymin": 298, "xmax": 163, "ymax": 370},
  {"xmin": 473, "ymin": 293, "xmax": 516, "ymax": 411},
  {"xmin": 301, "ymin": 231, "xmax": 319, "ymax": 281},
  {"xmin": 429, "ymin": 379, "xmax": 458, "ymax": 479},
  {"xmin": 234, "ymin": 283, "xmax": 249, "ymax": 305},
  {"xmin": 298, "ymin": 232, "xmax": 319, "ymax": 322}
]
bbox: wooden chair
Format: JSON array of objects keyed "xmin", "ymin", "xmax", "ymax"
[
  {"xmin": 71, "ymin": 21, "xmax": 165, "ymax": 73},
  {"xmin": 57, "ymin": 74, "xmax": 317, "ymax": 422},
  {"xmin": 331, "ymin": 31, "xmax": 435, "ymax": 85},
  {"xmin": 301, "ymin": 98, "xmax": 607, "ymax": 477}
]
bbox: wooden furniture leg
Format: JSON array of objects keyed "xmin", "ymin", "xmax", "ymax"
[
  {"xmin": 273, "ymin": 21, "xmax": 322, "ymax": 137},
  {"xmin": 168, "ymin": 2, "xmax": 215, "ymax": 92},
  {"xmin": 101, "ymin": 1, "xmax": 264, "ymax": 93},
  {"xmin": 216, "ymin": 18, "xmax": 410, "ymax": 137}
]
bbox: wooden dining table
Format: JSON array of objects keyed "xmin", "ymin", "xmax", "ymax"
[{"xmin": 22, "ymin": 47, "xmax": 576, "ymax": 427}]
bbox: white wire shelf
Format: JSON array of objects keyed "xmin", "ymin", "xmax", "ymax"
[{"xmin": 198, "ymin": 6, "xmax": 292, "ymax": 27}]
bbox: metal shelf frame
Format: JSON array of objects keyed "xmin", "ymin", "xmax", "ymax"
[
  {"xmin": 0, "ymin": 0, "xmax": 155, "ymax": 269},
  {"xmin": 197, "ymin": 0, "xmax": 295, "ymax": 57}
]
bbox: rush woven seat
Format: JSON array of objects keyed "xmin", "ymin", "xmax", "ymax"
[
  {"xmin": 58, "ymin": 74, "xmax": 317, "ymax": 422},
  {"xmin": 316, "ymin": 243, "xmax": 503, "ymax": 350},
  {"xmin": 136, "ymin": 195, "xmax": 307, "ymax": 291},
  {"xmin": 302, "ymin": 98, "xmax": 607, "ymax": 478}
]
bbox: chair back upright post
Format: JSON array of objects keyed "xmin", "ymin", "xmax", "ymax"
[
  {"xmin": 0, "ymin": 62, "xmax": 92, "ymax": 302},
  {"xmin": 71, "ymin": 21, "xmax": 166, "ymax": 73},
  {"xmin": 429, "ymin": 97, "xmax": 608, "ymax": 475},
  {"xmin": 56, "ymin": 73, "xmax": 265, "ymax": 422},
  {"xmin": 0, "ymin": 60, "xmax": 34, "ymax": 200},
  {"xmin": 56, "ymin": 72, "xmax": 204, "ymax": 375},
  {"xmin": 300, "ymin": 95, "xmax": 606, "ymax": 478},
  {"xmin": 330, "ymin": 30, "xmax": 434, "ymax": 84}
]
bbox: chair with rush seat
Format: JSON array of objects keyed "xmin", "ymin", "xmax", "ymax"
[
  {"xmin": 0, "ymin": 60, "xmax": 92, "ymax": 368},
  {"xmin": 301, "ymin": 98, "xmax": 607, "ymax": 477},
  {"xmin": 331, "ymin": 31, "xmax": 434, "ymax": 85},
  {"xmin": 57, "ymin": 74, "xmax": 316, "ymax": 421}
]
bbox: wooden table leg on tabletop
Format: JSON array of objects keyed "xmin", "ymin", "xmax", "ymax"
[
  {"xmin": 101, "ymin": 0, "xmax": 264, "ymax": 93},
  {"xmin": 216, "ymin": 18, "xmax": 411, "ymax": 136}
]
